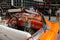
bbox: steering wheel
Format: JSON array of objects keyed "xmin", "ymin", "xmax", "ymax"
[{"xmin": 8, "ymin": 16, "xmax": 18, "ymax": 29}]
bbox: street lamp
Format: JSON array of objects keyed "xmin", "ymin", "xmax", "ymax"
[{"xmin": 21, "ymin": 0, "xmax": 23, "ymax": 7}]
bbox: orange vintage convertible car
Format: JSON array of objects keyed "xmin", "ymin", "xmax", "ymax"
[{"xmin": 5, "ymin": 9, "xmax": 59, "ymax": 40}]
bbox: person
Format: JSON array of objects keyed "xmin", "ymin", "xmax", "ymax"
[
  {"xmin": 29, "ymin": 7, "xmax": 35, "ymax": 12},
  {"xmin": 55, "ymin": 8, "xmax": 60, "ymax": 22},
  {"xmin": 48, "ymin": 8, "xmax": 52, "ymax": 20}
]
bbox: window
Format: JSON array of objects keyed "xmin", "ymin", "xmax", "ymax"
[{"xmin": 14, "ymin": 0, "xmax": 21, "ymax": 7}]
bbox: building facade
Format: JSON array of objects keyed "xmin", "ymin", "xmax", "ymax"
[{"xmin": 0, "ymin": 0, "xmax": 44, "ymax": 8}]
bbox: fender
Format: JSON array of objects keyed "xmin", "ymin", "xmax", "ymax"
[{"xmin": 37, "ymin": 19, "xmax": 59, "ymax": 40}]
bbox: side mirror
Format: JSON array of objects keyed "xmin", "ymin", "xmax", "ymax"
[{"xmin": 43, "ymin": 24, "xmax": 50, "ymax": 32}]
